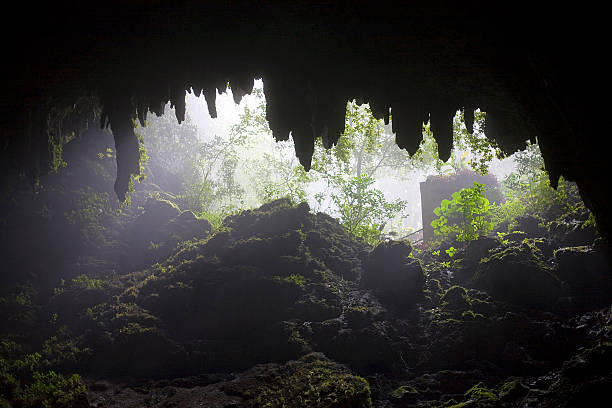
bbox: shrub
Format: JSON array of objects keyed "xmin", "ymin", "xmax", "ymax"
[
  {"xmin": 430, "ymin": 182, "xmax": 493, "ymax": 242},
  {"xmin": 18, "ymin": 371, "xmax": 87, "ymax": 408}
]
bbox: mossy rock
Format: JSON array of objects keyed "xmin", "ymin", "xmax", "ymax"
[
  {"xmin": 345, "ymin": 306, "xmax": 377, "ymax": 329},
  {"xmin": 390, "ymin": 384, "xmax": 419, "ymax": 401},
  {"xmin": 160, "ymin": 210, "xmax": 212, "ymax": 242},
  {"xmin": 251, "ymin": 353, "xmax": 372, "ymax": 408},
  {"xmin": 78, "ymin": 302, "xmax": 185, "ymax": 376},
  {"xmin": 446, "ymin": 382, "xmax": 499, "ymax": 408},
  {"xmin": 362, "ymin": 241, "xmax": 424, "ymax": 307},
  {"xmin": 452, "ymin": 237, "xmax": 500, "ymax": 282},
  {"xmin": 132, "ymin": 198, "xmax": 180, "ymax": 238},
  {"xmin": 514, "ymin": 215, "xmax": 548, "ymax": 238},
  {"xmin": 137, "ymin": 264, "xmax": 305, "ymax": 339},
  {"xmin": 554, "ymin": 246, "xmax": 611, "ymax": 309},
  {"xmin": 474, "ymin": 242, "xmax": 562, "ymax": 307},
  {"xmin": 224, "ymin": 198, "xmax": 311, "ymax": 239},
  {"xmin": 314, "ymin": 322, "xmax": 406, "ymax": 370},
  {"xmin": 440, "ymin": 286, "xmax": 471, "ymax": 311},
  {"xmin": 130, "ymin": 198, "xmax": 211, "ymax": 267},
  {"xmin": 499, "ymin": 378, "xmax": 529, "ymax": 402}
]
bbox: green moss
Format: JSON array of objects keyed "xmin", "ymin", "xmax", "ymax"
[
  {"xmin": 440, "ymin": 286, "xmax": 471, "ymax": 312},
  {"xmin": 18, "ymin": 371, "xmax": 87, "ymax": 408},
  {"xmin": 345, "ymin": 306, "xmax": 377, "ymax": 328},
  {"xmin": 70, "ymin": 274, "xmax": 104, "ymax": 290},
  {"xmin": 461, "ymin": 310, "xmax": 485, "ymax": 320},
  {"xmin": 474, "ymin": 241, "xmax": 562, "ymax": 306},
  {"xmin": 0, "ymin": 338, "xmax": 87, "ymax": 408},
  {"xmin": 464, "ymin": 382, "xmax": 498, "ymax": 406},
  {"xmin": 391, "ymin": 384, "xmax": 419, "ymax": 399},
  {"xmin": 469, "ymin": 297, "xmax": 491, "ymax": 315},
  {"xmin": 443, "ymin": 401, "xmax": 473, "ymax": 408},
  {"xmin": 274, "ymin": 274, "xmax": 307, "ymax": 288},
  {"xmin": 499, "ymin": 379, "xmax": 529, "ymax": 401},
  {"xmin": 253, "ymin": 353, "xmax": 372, "ymax": 407}
]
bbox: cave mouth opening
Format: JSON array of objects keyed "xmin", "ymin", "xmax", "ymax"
[
  {"xmin": 0, "ymin": 76, "xmax": 605, "ymax": 408},
  {"xmin": 127, "ymin": 77, "xmax": 585, "ymax": 248}
]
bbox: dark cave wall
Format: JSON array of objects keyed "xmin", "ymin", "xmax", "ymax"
[{"xmin": 1, "ymin": 1, "xmax": 609, "ymax": 236}]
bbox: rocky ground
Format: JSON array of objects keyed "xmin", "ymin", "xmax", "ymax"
[{"xmin": 1, "ymin": 198, "xmax": 611, "ymax": 407}]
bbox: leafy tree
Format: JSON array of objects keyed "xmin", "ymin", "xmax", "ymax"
[
  {"xmin": 431, "ymin": 182, "xmax": 493, "ymax": 242},
  {"xmin": 321, "ymin": 174, "xmax": 407, "ymax": 245},
  {"xmin": 136, "ymin": 105, "xmax": 248, "ymax": 217},
  {"xmin": 498, "ymin": 140, "xmax": 582, "ymax": 221},
  {"xmin": 452, "ymin": 111, "xmax": 504, "ymax": 175},
  {"xmin": 242, "ymin": 97, "xmax": 410, "ymax": 243}
]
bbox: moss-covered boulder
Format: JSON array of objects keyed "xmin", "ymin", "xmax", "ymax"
[
  {"xmin": 129, "ymin": 198, "xmax": 211, "ymax": 267},
  {"xmin": 314, "ymin": 322, "xmax": 406, "ymax": 370},
  {"xmin": 79, "ymin": 302, "xmax": 184, "ymax": 377},
  {"xmin": 499, "ymin": 378, "xmax": 530, "ymax": 402},
  {"xmin": 514, "ymin": 215, "xmax": 548, "ymax": 238},
  {"xmin": 362, "ymin": 241, "xmax": 424, "ymax": 306},
  {"xmin": 132, "ymin": 198, "xmax": 181, "ymax": 238},
  {"xmin": 238, "ymin": 353, "xmax": 372, "ymax": 407},
  {"xmin": 440, "ymin": 285, "xmax": 472, "ymax": 311},
  {"xmin": 474, "ymin": 242, "xmax": 562, "ymax": 307},
  {"xmin": 69, "ymin": 199, "xmax": 377, "ymax": 376}
]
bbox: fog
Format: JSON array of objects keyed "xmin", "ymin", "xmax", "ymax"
[{"xmin": 172, "ymin": 79, "xmax": 517, "ymax": 234}]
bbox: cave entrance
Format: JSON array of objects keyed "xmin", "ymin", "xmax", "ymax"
[{"xmin": 131, "ymin": 78, "xmax": 558, "ymax": 248}]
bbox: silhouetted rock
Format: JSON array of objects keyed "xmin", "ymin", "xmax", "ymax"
[
  {"xmin": 554, "ymin": 246, "xmax": 611, "ymax": 310},
  {"xmin": 362, "ymin": 241, "xmax": 424, "ymax": 307},
  {"xmin": 474, "ymin": 241, "xmax": 563, "ymax": 307},
  {"xmin": 129, "ymin": 198, "xmax": 211, "ymax": 267}
]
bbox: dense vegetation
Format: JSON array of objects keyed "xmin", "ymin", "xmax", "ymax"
[{"xmin": 0, "ymin": 89, "xmax": 610, "ymax": 407}]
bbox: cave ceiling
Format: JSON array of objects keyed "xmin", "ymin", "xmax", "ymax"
[{"xmin": 1, "ymin": 1, "xmax": 609, "ymax": 235}]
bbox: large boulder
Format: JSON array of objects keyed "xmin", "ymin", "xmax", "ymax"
[
  {"xmin": 453, "ymin": 236, "xmax": 500, "ymax": 283},
  {"xmin": 362, "ymin": 241, "xmax": 424, "ymax": 306},
  {"xmin": 514, "ymin": 215, "xmax": 548, "ymax": 238},
  {"xmin": 130, "ymin": 198, "xmax": 211, "ymax": 267},
  {"xmin": 554, "ymin": 245, "xmax": 611, "ymax": 309},
  {"xmin": 474, "ymin": 241, "xmax": 562, "ymax": 307}
]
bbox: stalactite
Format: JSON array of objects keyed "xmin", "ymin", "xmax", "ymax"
[
  {"xmin": 430, "ymin": 106, "xmax": 454, "ymax": 162},
  {"xmin": 102, "ymin": 97, "xmax": 141, "ymax": 201},
  {"xmin": 291, "ymin": 126, "xmax": 315, "ymax": 171},
  {"xmin": 137, "ymin": 100, "xmax": 148, "ymax": 127},
  {"xmin": 464, "ymin": 105, "xmax": 474, "ymax": 134},
  {"xmin": 392, "ymin": 103, "xmax": 424, "ymax": 156},
  {"xmin": 171, "ymin": 87, "xmax": 186, "ymax": 124},
  {"xmin": 203, "ymin": 87, "xmax": 217, "ymax": 118}
]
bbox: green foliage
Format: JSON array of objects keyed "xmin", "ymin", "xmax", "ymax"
[
  {"xmin": 431, "ymin": 182, "xmax": 493, "ymax": 242},
  {"xmin": 452, "ymin": 111, "xmax": 504, "ymax": 175},
  {"xmin": 136, "ymin": 105, "xmax": 247, "ymax": 221},
  {"xmin": 19, "ymin": 371, "xmax": 86, "ymax": 408},
  {"xmin": 70, "ymin": 274, "xmax": 103, "ymax": 290},
  {"xmin": 0, "ymin": 286, "xmax": 38, "ymax": 333},
  {"xmin": 252, "ymin": 150, "xmax": 314, "ymax": 205},
  {"xmin": 253, "ymin": 354, "xmax": 372, "ymax": 407},
  {"xmin": 324, "ymin": 174, "xmax": 407, "ymax": 245},
  {"xmin": 499, "ymin": 379, "xmax": 529, "ymax": 401},
  {"xmin": 63, "ymin": 187, "xmax": 113, "ymax": 246},
  {"xmin": 463, "ymin": 382, "xmax": 498, "ymax": 404},
  {"xmin": 390, "ymin": 385, "xmax": 419, "ymax": 399},
  {"xmin": 488, "ymin": 196, "xmax": 525, "ymax": 230},
  {"xmin": 499, "ymin": 141, "xmax": 583, "ymax": 221},
  {"xmin": 274, "ymin": 274, "xmax": 307, "ymax": 288},
  {"xmin": 1, "ymin": 338, "xmax": 87, "ymax": 408}
]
